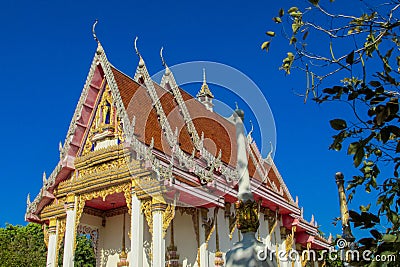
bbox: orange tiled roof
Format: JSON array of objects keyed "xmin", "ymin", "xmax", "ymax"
[{"xmin": 110, "ymin": 66, "xmax": 290, "ymax": 201}]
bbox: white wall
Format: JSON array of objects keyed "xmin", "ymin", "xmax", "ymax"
[
  {"xmin": 82, "ymin": 213, "xmax": 130, "ymax": 267},
  {"xmin": 167, "ymin": 211, "xmax": 199, "ymax": 266}
]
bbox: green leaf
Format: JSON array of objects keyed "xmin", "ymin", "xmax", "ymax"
[
  {"xmin": 266, "ymin": 31, "xmax": 275, "ymax": 37},
  {"xmin": 346, "ymin": 50, "xmax": 355, "ymax": 65},
  {"xmin": 272, "ymin": 17, "xmax": 282, "ymax": 23},
  {"xmin": 280, "ymin": 52, "xmax": 294, "ymax": 74},
  {"xmin": 396, "ymin": 141, "xmax": 400, "ymax": 153},
  {"xmin": 302, "ymin": 31, "xmax": 309, "ymax": 40},
  {"xmin": 261, "ymin": 41, "xmax": 271, "ymax": 52},
  {"xmin": 380, "ymin": 127, "xmax": 390, "ymax": 143},
  {"xmin": 292, "ymin": 20, "xmax": 303, "ymax": 34},
  {"xmin": 370, "ymin": 229, "xmax": 382, "ymax": 240},
  {"xmin": 288, "ymin": 7, "xmax": 298, "ymax": 14},
  {"xmin": 382, "ymin": 234, "xmax": 397, "ymax": 243},
  {"xmin": 279, "ymin": 8, "xmax": 284, "ymax": 17},
  {"xmin": 388, "ymin": 125, "xmax": 400, "ymax": 137},
  {"xmin": 322, "ymin": 87, "xmax": 336, "ymax": 94},
  {"xmin": 354, "ymin": 147, "xmax": 365, "ymax": 167},
  {"xmin": 359, "ymin": 237, "xmax": 375, "ymax": 246},
  {"xmin": 330, "ymin": 119, "xmax": 347, "ymax": 130},
  {"xmin": 349, "ymin": 210, "xmax": 362, "ymax": 221},
  {"xmin": 348, "ymin": 142, "xmax": 359, "ymax": 155},
  {"xmin": 360, "ymin": 203, "xmax": 371, "ymax": 212},
  {"xmin": 348, "ymin": 91, "xmax": 358, "ymax": 100},
  {"xmin": 369, "ymin": 80, "xmax": 381, "ymax": 87}
]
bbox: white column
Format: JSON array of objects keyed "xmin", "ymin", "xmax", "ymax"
[
  {"xmin": 130, "ymin": 192, "xmax": 143, "ymax": 267},
  {"xmin": 46, "ymin": 218, "xmax": 58, "ymax": 267},
  {"xmin": 152, "ymin": 200, "xmax": 166, "ymax": 267},
  {"xmin": 199, "ymin": 209, "xmax": 209, "ymax": 267},
  {"xmin": 63, "ymin": 193, "xmax": 77, "ymax": 267}
]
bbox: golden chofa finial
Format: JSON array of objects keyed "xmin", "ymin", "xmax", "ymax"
[
  {"xmin": 160, "ymin": 46, "xmax": 171, "ymax": 75},
  {"xmin": 248, "ymin": 120, "xmax": 254, "ymax": 136},
  {"xmin": 26, "ymin": 193, "xmax": 31, "ymax": 206},
  {"xmin": 134, "ymin": 36, "xmax": 144, "ymax": 67},
  {"xmin": 92, "ymin": 19, "xmax": 99, "ymax": 43},
  {"xmin": 134, "ymin": 36, "xmax": 141, "ymax": 57},
  {"xmin": 160, "ymin": 46, "xmax": 166, "ymax": 67}
]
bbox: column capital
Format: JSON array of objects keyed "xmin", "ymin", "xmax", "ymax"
[
  {"xmin": 66, "ymin": 193, "xmax": 75, "ymax": 203},
  {"xmin": 151, "ymin": 194, "xmax": 167, "ymax": 212},
  {"xmin": 65, "ymin": 193, "xmax": 75, "ymax": 210},
  {"xmin": 48, "ymin": 218, "xmax": 57, "ymax": 234}
]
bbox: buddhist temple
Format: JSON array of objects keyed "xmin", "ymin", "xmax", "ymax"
[{"xmin": 25, "ymin": 27, "xmax": 330, "ymax": 267}]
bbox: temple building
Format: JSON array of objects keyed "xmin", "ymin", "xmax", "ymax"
[{"xmin": 25, "ymin": 32, "xmax": 330, "ymax": 267}]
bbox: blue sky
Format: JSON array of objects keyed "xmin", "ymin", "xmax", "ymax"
[{"xmin": 0, "ymin": 0, "xmax": 376, "ymax": 238}]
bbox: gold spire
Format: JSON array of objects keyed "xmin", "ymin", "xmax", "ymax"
[
  {"xmin": 197, "ymin": 68, "xmax": 214, "ymax": 98},
  {"xmin": 335, "ymin": 172, "xmax": 355, "ymax": 242}
]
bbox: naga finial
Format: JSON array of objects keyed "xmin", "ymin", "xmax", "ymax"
[
  {"xmin": 160, "ymin": 46, "xmax": 167, "ymax": 67},
  {"xmin": 92, "ymin": 19, "xmax": 99, "ymax": 43},
  {"xmin": 248, "ymin": 120, "xmax": 254, "ymax": 137},
  {"xmin": 134, "ymin": 36, "xmax": 141, "ymax": 57},
  {"xmin": 328, "ymin": 233, "xmax": 333, "ymax": 243},
  {"xmin": 26, "ymin": 193, "xmax": 31, "ymax": 206},
  {"xmin": 42, "ymin": 172, "xmax": 47, "ymax": 185},
  {"xmin": 267, "ymin": 141, "xmax": 273, "ymax": 158}
]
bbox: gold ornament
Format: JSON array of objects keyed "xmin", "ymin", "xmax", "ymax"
[
  {"xmin": 73, "ymin": 183, "xmax": 131, "ymax": 251},
  {"xmin": 235, "ymin": 199, "xmax": 259, "ymax": 233},
  {"xmin": 162, "ymin": 204, "xmax": 175, "ymax": 238},
  {"xmin": 82, "ymin": 84, "xmax": 118, "ymax": 156},
  {"xmin": 43, "ymin": 224, "xmax": 49, "ymax": 248},
  {"xmin": 141, "ymin": 199, "xmax": 153, "ymax": 235},
  {"xmin": 56, "ymin": 217, "xmax": 67, "ymax": 264},
  {"xmin": 285, "ymin": 226, "xmax": 296, "ymax": 257}
]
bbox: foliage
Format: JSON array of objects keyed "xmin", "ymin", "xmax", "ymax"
[
  {"xmin": 263, "ymin": 0, "xmax": 400, "ymax": 266},
  {"xmin": 73, "ymin": 235, "xmax": 96, "ymax": 267},
  {"xmin": 0, "ymin": 223, "xmax": 96, "ymax": 266},
  {"xmin": 58, "ymin": 234, "xmax": 96, "ymax": 267},
  {"xmin": 0, "ymin": 223, "xmax": 47, "ymax": 267}
]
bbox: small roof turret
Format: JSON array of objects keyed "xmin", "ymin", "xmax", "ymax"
[
  {"xmin": 196, "ymin": 69, "xmax": 214, "ymax": 112},
  {"xmin": 197, "ymin": 68, "xmax": 214, "ymax": 98}
]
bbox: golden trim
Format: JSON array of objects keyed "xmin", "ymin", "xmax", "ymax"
[
  {"xmin": 66, "ymin": 193, "xmax": 75, "ymax": 204},
  {"xmin": 73, "ymin": 183, "xmax": 131, "ymax": 251},
  {"xmin": 49, "ymin": 217, "xmax": 57, "ymax": 228},
  {"xmin": 301, "ymin": 242, "xmax": 312, "ymax": 267},
  {"xmin": 76, "ymin": 145, "xmax": 129, "ymax": 172},
  {"xmin": 43, "ymin": 224, "xmax": 49, "ymax": 248},
  {"xmin": 285, "ymin": 226, "xmax": 296, "ymax": 257},
  {"xmin": 56, "ymin": 217, "xmax": 67, "ymax": 263},
  {"xmin": 82, "ymin": 84, "xmax": 118, "ymax": 156},
  {"xmin": 141, "ymin": 199, "xmax": 153, "ymax": 235},
  {"xmin": 41, "ymin": 200, "xmax": 66, "ymax": 221},
  {"xmin": 162, "ymin": 204, "xmax": 175, "ymax": 238},
  {"xmin": 205, "ymin": 224, "xmax": 215, "ymax": 249}
]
